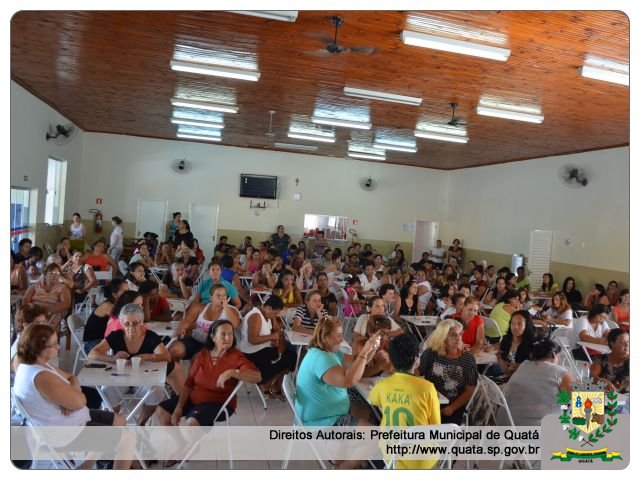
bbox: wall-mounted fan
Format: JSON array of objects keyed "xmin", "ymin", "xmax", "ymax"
[
  {"xmin": 558, "ymin": 164, "xmax": 589, "ymax": 188},
  {"xmin": 45, "ymin": 123, "xmax": 78, "ymax": 146},
  {"xmin": 171, "ymin": 159, "xmax": 192, "ymax": 174},
  {"xmin": 359, "ymin": 177, "xmax": 378, "ymax": 191}
]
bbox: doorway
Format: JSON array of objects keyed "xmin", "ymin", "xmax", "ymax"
[
  {"xmin": 412, "ymin": 220, "xmax": 440, "ymax": 263},
  {"xmin": 135, "ymin": 199, "xmax": 168, "ymax": 241},
  {"xmin": 188, "ymin": 203, "xmax": 219, "ymax": 262}
]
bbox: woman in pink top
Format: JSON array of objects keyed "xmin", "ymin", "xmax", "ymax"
[
  {"xmin": 612, "ymin": 289, "xmax": 630, "ymax": 331},
  {"xmin": 343, "ymin": 276, "xmax": 365, "ymax": 317},
  {"xmin": 103, "ymin": 290, "xmax": 143, "ymax": 338},
  {"xmin": 22, "ymin": 263, "xmax": 71, "ymax": 328}
]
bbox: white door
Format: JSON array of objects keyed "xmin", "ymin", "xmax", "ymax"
[
  {"xmin": 135, "ymin": 199, "xmax": 168, "ymax": 241},
  {"xmin": 528, "ymin": 230, "xmax": 553, "ymax": 288},
  {"xmin": 412, "ymin": 220, "xmax": 439, "ymax": 263},
  {"xmin": 188, "ymin": 203, "xmax": 219, "ymax": 262}
]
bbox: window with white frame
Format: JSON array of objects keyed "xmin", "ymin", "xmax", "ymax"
[
  {"xmin": 44, "ymin": 157, "xmax": 67, "ymax": 225},
  {"xmin": 303, "ymin": 214, "xmax": 348, "ymax": 240}
]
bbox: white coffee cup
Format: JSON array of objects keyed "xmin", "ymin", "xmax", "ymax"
[
  {"xmin": 130, "ymin": 356, "xmax": 141, "ymax": 370},
  {"xmin": 116, "ymin": 358, "xmax": 126, "ymax": 371}
]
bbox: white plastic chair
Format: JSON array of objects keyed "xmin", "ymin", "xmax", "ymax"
[
  {"xmin": 67, "ymin": 314, "xmax": 90, "ymax": 375},
  {"xmin": 176, "ymin": 380, "xmax": 246, "ymax": 469},
  {"xmin": 482, "ymin": 316, "xmax": 503, "ymax": 341},
  {"xmin": 281, "ymin": 374, "xmax": 328, "ymax": 470}
]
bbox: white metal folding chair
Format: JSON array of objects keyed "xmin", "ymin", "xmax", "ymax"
[
  {"xmin": 482, "ymin": 316, "xmax": 503, "ymax": 341},
  {"xmin": 281, "ymin": 373, "xmax": 328, "ymax": 470},
  {"xmin": 176, "ymin": 380, "xmax": 246, "ymax": 469},
  {"xmin": 67, "ymin": 314, "xmax": 90, "ymax": 375}
]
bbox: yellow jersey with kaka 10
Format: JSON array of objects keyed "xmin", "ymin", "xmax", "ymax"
[{"xmin": 368, "ymin": 372, "xmax": 441, "ymax": 469}]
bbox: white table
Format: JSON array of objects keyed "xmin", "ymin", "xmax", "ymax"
[
  {"xmin": 78, "ymin": 361, "xmax": 167, "ymax": 423},
  {"xmin": 401, "ymin": 315, "xmax": 438, "ymax": 342},
  {"xmin": 145, "ymin": 321, "xmax": 180, "ymax": 338},
  {"xmin": 285, "ymin": 330, "xmax": 351, "ymax": 376},
  {"xmin": 577, "ymin": 341, "xmax": 612, "ymax": 355},
  {"xmin": 473, "ymin": 350, "xmax": 498, "ymax": 365},
  {"xmin": 250, "ymin": 288, "xmax": 272, "ymax": 305}
]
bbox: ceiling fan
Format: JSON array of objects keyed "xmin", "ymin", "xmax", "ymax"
[
  {"xmin": 558, "ymin": 164, "xmax": 589, "ymax": 188},
  {"xmin": 307, "ymin": 16, "xmax": 377, "ymax": 56},
  {"xmin": 45, "ymin": 123, "xmax": 78, "ymax": 145},
  {"xmin": 446, "ymin": 102, "xmax": 468, "ymax": 127}
]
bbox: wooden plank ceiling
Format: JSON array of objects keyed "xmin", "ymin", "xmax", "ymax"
[{"xmin": 11, "ymin": 10, "xmax": 629, "ymax": 170}]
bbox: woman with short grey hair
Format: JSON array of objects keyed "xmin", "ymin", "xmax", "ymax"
[{"xmin": 89, "ymin": 303, "xmax": 177, "ymax": 425}]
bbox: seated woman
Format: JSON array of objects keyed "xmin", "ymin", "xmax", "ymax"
[
  {"xmin": 128, "ymin": 243, "xmax": 155, "ymax": 269},
  {"xmin": 271, "ymin": 254, "xmax": 287, "ymax": 277},
  {"xmin": 419, "ymin": 319, "xmax": 478, "ymax": 425},
  {"xmin": 103, "ymin": 290, "xmax": 144, "ymax": 338},
  {"xmin": 517, "ymin": 287, "xmax": 536, "ymax": 311},
  {"xmin": 251, "ymin": 261, "xmax": 277, "ymax": 290},
  {"xmin": 292, "ymin": 290, "xmax": 328, "ymax": 335},
  {"xmin": 176, "ymin": 243, "xmax": 200, "ymax": 281},
  {"xmin": 171, "ymin": 284, "xmax": 241, "ymax": 363},
  {"xmin": 247, "ymin": 248, "xmax": 262, "ymax": 275},
  {"xmin": 343, "ymin": 275, "xmax": 365, "ymax": 318},
  {"xmin": 239, "ymin": 295, "xmax": 296, "ymax": 400},
  {"xmin": 342, "ymin": 253, "xmax": 362, "ymax": 276},
  {"xmin": 56, "ymin": 237, "xmax": 71, "ymax": 264},
  {"xmin": 192, "ymin": 238, "xmax": 206, "ymax": 264},
  {"xmin": 156, "ymin": 320, "xmax": 260, "ymax": 434},
  {"xmin": 82, "ymin": 279, "xmax": 128, "ymax": 353},
  {"xmin": 351, "ymin": 314, "xmax": 393, "ymax": 377},
  {"xmin": 296, "ymin": 260, "xmax": 317, "ymax": 291},
  {"xmin": 605, "ymin": 281, "xmax": 620, "ymax": 307},
  {"xmin": 394, "ymin": 280, "xmax": 421, "ymax": 318},
  {"xmin": 487, "ymin": 290, "xmax": 521, "ymax": 340},
  {"xmin": 231, "ymin": 252, "xmax": 248, "ymax": 276},
  {"xmin": 10, "ymin": 251, "xmax": 28, "ymax": 292},
  {"xmin": 139, "ymin": 280, "xmax": 172, "ymax": 323},
  {"xmin": 532, "ymin": 273, "xmax": 559, "ymax": 297},
  {"xmin": 159, "ymin": 261, "xmax": 193, "ymax": 299},
  {"xmin": 316, "ymin": 272, "xmax": 338, "ymax": 317},
  {"xmin": 318, "ymin": 248, "xmax": 333, "ymax": 269},
  {"xmin": 11, "ymin": 304, "xmax": 48, "ymax": 371},
  {"xmin": 352, "ymin": 296, "xmax": 403, "ymax": 343},
  {"xmin": 89, "ymin": 303, "xmax": 177, "ymax": 425},
  {"xmin": 22, "ymin": 263, "xmax": 71, "ymax": 329},
  {"xmin": 457, "ymin": 296, "xmax": 485, "ymax": 354},
  {"xmin": 125, "ymin": 261, "xmax": 150, "ymax": 291},
  {"xmin": 62, "ymin": 250, "xmax": 98, "ymax": 306},
  {"xmin": 537, "ymin": 292, "xmax": 573, "ymax": 329},
  {"xmin": 14, "ymin": 324, "xmax": 132, "ymax": 469},
  {"xmin": 171, "ymin": 220, "xmax": 193, "ymax": 249},
  {"xmin": 295, "ymin": 316, "xmax": 378, "ymax": 468},
  {"xmin": 23, "ymin": 246, "xmax": 45, "ymax": 280},
  {"xmin": 68, "ymin": 212, "xmax": 87, "ymax": 251},
  {"xmin": 561, "ymin": 276, "xmax": 583, "ymax": 311},
  {"xmin": 611, "ymin": 289, "xmax": 629, "ymax": 331},
  {"xmin": 497, "ymin": 310, "xmax": 537, "ymax": 380},
  {"xmin": 191, "ymin": 262, "xmax": 242, "ymax": 310},
  {"xmin": 583, "ymin": 283, "xmax": 610, "ymax": 310},
  {"xmin": 590, "ymin": 328, "xmax": 629, "ymax": 394},
  {"xmin": 572, "ymin": 304, "xmax": 611, "ymax": 361},
  {"xmin": 323, "ymin": 251, "xmax": 343, "ymax": 274},
  {"xmin": 84, "ymin": 239, "xmax": 118, "ymax": 274},
  {"xmin": 498, "ymin": 338, "xmax": 573, "ymax": 426},
  {"xmin": 154, "ymin": 242, "xmax": 175, "ymax": 267},
  {"xmin": 273, "ymin": 270, "xmax": 303, "ymax": 308}
]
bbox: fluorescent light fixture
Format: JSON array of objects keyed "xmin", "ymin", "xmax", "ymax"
[
  {"xmin": 476, "ymin": 105, "xmax": 544, "ymax": 123},
  {"xmin": 177, "ymin": 134, "xmax": 221, "ymax": 142},
  {"xmin": 311, "ymin": 116, "xmax": 371, "ymax": 130},
  {"xmin": 228, "ymin": 11, "xmax": 298, "ymax": 22},
  {"xmin": 171, "ymin": 98, "xmax": 238, "ymax": 114},
  {"xmin": 579, "ymin": 65, "xmax": 629, "ymax": 86},
  {"xmin": 287, "ymin": 132, "xmax": 336, "ymax": 143},
  {"xmin": 171, "ymin": 118, "xmax": 224, "ymax": 129},
  {"xmin": 170, "ymin": 60, "xmax": 260, "ymax": 81},
  {"xmin": 348, "ymin": 151, "xmax": 386, "ymax": 161},
  {"xmin": 401, "ymin": 30, "xmax": 510, "ymax": 61},
  {"xmin": 373, "ymin": 142, "xmax": 417, "ymax": 153},
  {"xmin": 274, "ymin": 142, "xmax": 318, "ymax": 152},
  {"xmin": 343, "ymin": 86, "xmax": 422, "ymax": 106},
  {"xmin": 414, "ymin": 130, "xmax": 469, "ymax": 144}
]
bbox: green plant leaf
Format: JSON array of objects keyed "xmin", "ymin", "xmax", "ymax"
[
  {"xmin": 556, "ymin": 390, "xmax": 571, "ymax": 404},
  {"xmin": 559, "ymin": 412, "xmax": 570, "ymax": 423}
]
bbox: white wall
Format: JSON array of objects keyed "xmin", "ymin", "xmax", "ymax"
[
  {"xmin": 11, "ymin": 82, "xmax": 85, "ymax": 223},
  {"xmin": 441, "ymin": 147, "xmax": 629, "ymax": 272},
  {"xmin": 76, "ymin": 133, "xmax": 449, "ymax": 242}
]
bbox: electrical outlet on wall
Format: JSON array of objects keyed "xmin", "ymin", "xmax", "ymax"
[{"xmin": 23, "ymin": 175, "xmax": 28, "ymax": 182}]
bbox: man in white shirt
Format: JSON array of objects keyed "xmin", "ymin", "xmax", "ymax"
[
  {"xmin": 359, "ymin": 260, "xmax": 381, "ymax": 292},
  {"xmin": 428, "ymin": 240, "xmax": 446, "ymax": 270}
]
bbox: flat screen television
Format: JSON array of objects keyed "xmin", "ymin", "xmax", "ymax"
[{"xmin": 239, "ymin": 174, "xmax": 278, "ymax": 199}]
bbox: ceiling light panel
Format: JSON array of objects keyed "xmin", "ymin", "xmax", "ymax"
[
  {"xmin": 170, "ymin": 60, "xmax": 260, "ymax": 81},
  {"xmin": 373, "ymin": 142, "xmax": 417, "ymax": 153},
  {"xmin": 311, "ymin": 116, "xmax": 372, "ymax": 130},
  {"xmin": 172, "ymin": 108, "xmax": 224, "ymax": 123},
  {"xmin": 177, "ymin": 134, "xmax": 221, "ymax": 142},
  {"xmin": 579, "ymin": 65, "xmax": 629, "ymax": 86},
  {"xmin": 177, "ymin": 125, "xmax": 222, "ymax": 137},
  {"xmin": 228, "ymin": 11, "xmax": 298, "ymax": 22},
  {"xmin": 476, "ymin": 106, "xmax": 544, "ymax": 123},
  {"xmin": 401, "ymin": 30, "xmax": 510, "ymax": 61},
  {"xmin": 171, "ymin": 98, "xmax": 238, "ymax": 114},
  {"xmin": 348, "ymin": 152, "xmax": 386, "ymax": 161},
  {"xmin": 406, "ymin": 13, "xmax": 509, "ymax": 46},
  {"xmin": 173, "ymin": 42, "xmax": 258, "ymax": 71},
  {"xmin": 287, "ymin": 132, "xmax": 336, "ymax": 143},
  {"xmin": 343, "ymin": 86, "xmax": 422, "ymax": 106},
  {"xmin": 274, "ymin": 142, "xmax": 318, "ymax": 151},
  {"xmin": 414, "ymin": 130, "xmax": 469, "ymax": 143}
]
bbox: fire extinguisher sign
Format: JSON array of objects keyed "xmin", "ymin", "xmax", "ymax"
[{"xmin": 96, "ymin": 198, "xmax": 103, "ymax": 204}]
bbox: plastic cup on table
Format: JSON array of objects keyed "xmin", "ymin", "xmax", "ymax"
[
  {"xmin": 130, "ymin": 356, "xmax": 141, "ymax": 370},
  {"xmin": 116, "ymin": 358, "xmax": 126, "ymax": 372}
]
